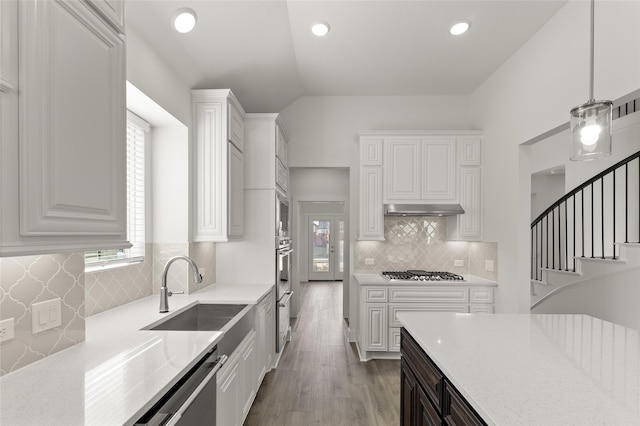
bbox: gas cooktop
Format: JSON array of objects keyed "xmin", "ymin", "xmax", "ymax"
[{"xmin": 381, "ymin": 270, "xmax": 465, "ymax": 282}]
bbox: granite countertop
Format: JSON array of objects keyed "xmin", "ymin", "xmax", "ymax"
[
  {"xmin": 354, "ymin": 273, "xmax": 498, "ymax": 286},
  {"xmin": 398, "ymin": 312, "xmax": 640, "ymax": 425},
  {"xmin": 0, "ymin": 282, "xmax": 274, "ymax": 426}
]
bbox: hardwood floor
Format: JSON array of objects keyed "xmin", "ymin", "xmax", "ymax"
[{"xmin": 245, "ymin": 281, "xmax": 401, "ymax": 426}]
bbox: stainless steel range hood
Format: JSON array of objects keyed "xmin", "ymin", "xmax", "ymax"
[{"xmin": 384, "ymin": 204, "xmax": 465, "ymax": 217}]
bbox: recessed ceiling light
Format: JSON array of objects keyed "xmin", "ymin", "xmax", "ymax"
[
  {"xmin": 173, "ymin": 8, "xmax": 197, "ymax": 33},
  {"xmin": 450, "ymin": 21, "xmax": 471, "ymax": 36},
  {"xmin": 311, "ymin": 22, "xmax": 330, "ymax": 37}
]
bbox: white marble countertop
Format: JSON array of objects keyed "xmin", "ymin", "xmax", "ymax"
[
  {"xmin": 354, "ymin": 273, "xmax": 497, "ymax": 286},
  {"xmin": 398, "ymin": 312, "xmax": 640, "ymax": 426},
  {"xmin": 0, "ymin": 282, "xmax": 274, "ymax": 426}
]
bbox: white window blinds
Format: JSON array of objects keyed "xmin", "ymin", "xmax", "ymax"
[
  {"xmin": 126, "ymin": 111, "xmax": 148, "ymax": 260},
  {"xmin": 85, "ymin": 111, "xmax": 148, "ymax": 269}
]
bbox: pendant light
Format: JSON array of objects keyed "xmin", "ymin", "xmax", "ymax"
[{"xmin": 569, "ymin": 0, "xmax": 612, "ymax": 161}]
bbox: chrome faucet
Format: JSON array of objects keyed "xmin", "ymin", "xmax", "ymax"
[{"xmin": 159, "ymin": 255, "xmax": 203, "ymax": 313}]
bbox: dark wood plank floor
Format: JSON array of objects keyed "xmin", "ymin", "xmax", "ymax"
[{"xmin": 245, "ymin": 281, "xmax": 401, "ymax": 426}]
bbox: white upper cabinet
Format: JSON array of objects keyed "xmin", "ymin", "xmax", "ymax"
[
  {"xmin": 191, "ymin": 89, "xmax": 246, "ymax": 242},
  {"xmin": 244, "ymin": 114, "xmax": 289, "ymax": 196},
  {"xmin": 421, "ymin": 139, "xmax": 456, "ymax": 200},
  {"xmin": 357, "ymin": 136, "xmax": 384, "ymax": 240},
  {"xmin": 384, "ymin": 137, "xmax": 456, "ymax": 203},
  {"xmin": 384, "ymin": 139, "xmax": 421, "ymax": 201},
  {"xmin": 228, "ymin": 99, "xmax": 245, "ymax": 152},
  {"xmin": 228, "ymin": 142, "xmax": 245, "ymax": 236},
  {"xmin": 276, "ymin": 122, "xmax": 288, "ymax": 168},
  {"xmin": 458, "ymin": 137, "xmax": 481, "ymax": 166},
  {"xmin": 85, "ymin": 0, "xmax": 125, "ymax": 34},
  {"xmin": 360, "ymin": 137, "xmax": 383, "ymax": 166},
  {"xmin": 357, "ymin": 131, "xmax": 482, "ymax": 242},
  {"xmin": 1, "ymin": 0, "xmax": 127, "ymax": 256}
]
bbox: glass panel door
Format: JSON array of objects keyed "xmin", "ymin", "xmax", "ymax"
[{"xmin": 309, "ymin": 215, "xmax": 344, "ymax": 281}]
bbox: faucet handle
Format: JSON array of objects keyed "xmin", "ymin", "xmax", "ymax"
[{"xmin": 168, "ymin": 291, "xmax": 185, "ymax": 297}]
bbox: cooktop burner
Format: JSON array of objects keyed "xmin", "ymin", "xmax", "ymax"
[{"xmin": 381, "ymin": 270, "xmax": 465, "ymax": 282}]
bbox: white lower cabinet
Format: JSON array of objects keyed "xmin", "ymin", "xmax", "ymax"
[
  {"xmin": 240, "ymin": 330, "xmax": 257, "ymax": 421},
  {"xmin": 217, "ymin": 349, "xmax": 241, "ymax": 426},
  {"xmin": 363, "ymin": 304, "xmax": 388, "ymax": 351},
  {"xmin": 217, "ymin": 329, "xmax": 258, "ymax": 426},
  {"xmin": 360, "ymin": 285, "xmax": 494, "ymax": 358},
  {"xmin": 256, "ymin": 290, "xmax": 275, "ymax": 386}
]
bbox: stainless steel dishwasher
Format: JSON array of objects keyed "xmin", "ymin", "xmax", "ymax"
[{"xmin": 134, "ymin": 347, "xmax": 227, "ymax": 426}]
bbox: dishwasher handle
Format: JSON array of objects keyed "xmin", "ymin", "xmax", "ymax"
[{"xmin": 165, "ymin": 355, "xmax": 228, "ymax": 426}]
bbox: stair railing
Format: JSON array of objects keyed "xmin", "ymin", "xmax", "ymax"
[{"xmin": 531, "ymin": 150, "xmax": 640, "ymax": 281}]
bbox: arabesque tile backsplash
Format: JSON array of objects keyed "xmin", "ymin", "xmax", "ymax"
[
  {"xmin": 1, "ymin": 242, "xmax": 216, "ymax": 376},
  {"xmin": 0, "ymin": 253, "xmax": 85, "ymax": 375},
  {"xmin": 355, "ymin": 217, "xmax": 498, "ymax": 281}
]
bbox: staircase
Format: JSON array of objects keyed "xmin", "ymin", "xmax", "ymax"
[{"xmin": 530, "ymin": 147, "xmax": 640, "ymax": 329}]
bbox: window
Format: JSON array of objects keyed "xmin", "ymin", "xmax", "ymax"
[{"xmin": 85, "ymin": 111, "xmax": 149, "ymax": 270}]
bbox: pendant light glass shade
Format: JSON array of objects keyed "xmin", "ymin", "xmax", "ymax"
[
  {"xmin": 570, "ymin": 100, "xmax": 613, "ymax": 161},
  {"xmin": 569, "ymin": 0, "xmax": 613, "ymax": 161}
]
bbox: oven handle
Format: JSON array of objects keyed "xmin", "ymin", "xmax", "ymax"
[
  {"xmin": 164, "ymin": 355, "xmax": 228, "ymax": 426},
  {"xmin": 278, "ymin": 291, "xmax": 293, "ymax": 307}
]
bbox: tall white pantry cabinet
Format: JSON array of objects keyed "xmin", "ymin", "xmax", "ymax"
[
  {"xmin": 1, "ymin": 0, "xmax": 128, "ymax": 256},
  {"xmin": 357, "ymin": 131, "xmax": 483, "ymax": 242}
]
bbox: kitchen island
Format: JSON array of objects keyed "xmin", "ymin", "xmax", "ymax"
[
  {"xmin": 398, "ymin": 312, "xmax": 639, "ymax": 425},
  {"xmin": 0, "ymin": 282, "xmax": 273, "ymax": 426}
]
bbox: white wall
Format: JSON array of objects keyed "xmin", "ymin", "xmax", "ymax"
[
  {"xmin": 126, "ymin": 28, "xmax": 191, "ymax": 127},
  {"xmin": 470, "ymin": 0, "xmax": 640, "ymax": 313},
  {"xmin": 152, "ymin": 126, "xmax": 189, "ymax": 243},
  {"xmin": 531, "ymin": 172, "xmax": 565, "ymax": 220}
]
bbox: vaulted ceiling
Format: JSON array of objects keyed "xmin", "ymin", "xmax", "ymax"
[{"xmin": 126, "ymin": 1, "xmax": 568, "ymax": 113}]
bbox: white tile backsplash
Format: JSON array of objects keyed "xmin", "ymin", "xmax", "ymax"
[
  {"xmin": 0, "ymin": 253, "xmax": 85, "ymax": 376},
  {"xmin": 355, "ymin": 216, "xmax": 498, "ymax": 280}
]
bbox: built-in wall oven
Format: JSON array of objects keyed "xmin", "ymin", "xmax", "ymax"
[
  {"xmin": 276, "ymin": 192, "xmax": 292, "ymax": 353},
  {"xmin": 276, "ymin": 237, "xmax": 293, "ymax": 353}
]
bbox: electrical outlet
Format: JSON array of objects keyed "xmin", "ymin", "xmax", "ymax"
[
  {"xmin": 365, "ymin": 258, "xmax": 375, "ymax": 265},
  {"xmin": 0, "ymin": 318, "xmax": 15, "ymax": 343},
  {"xmin": 200, "ymin": 268, "xmax": 206, "ymax": 278},
  {"xmin": 454, "ymin": 259, "xmax": 464, "ymax": 267},
  {"xmin": 485, "ymin": 260, "xmax": 495, "ymax": 272}
]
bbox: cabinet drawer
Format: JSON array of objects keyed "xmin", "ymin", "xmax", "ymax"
[
  {"xmin": 364, "ymin": 287, "xmax": 388, "ymax": 302},
  {"xmin": 444, "ymin": 379, "xmax": 486, "ymax": 426},
  {"xmin": 470, "ymin": 288, "xmax": 493, "ymax": 303},
  {"xmin": 389, "ymin": 304, "xmax": 468, "ymax": 327},
  {"xmin": 389, "ymin": 287, "xmax": 469, "ymax": 303},
  {"xmin": 401, "ymin": 328, "xmax": 443, "ymax": 410},
  {"xmin": 388, "ymin": 328, "xmax": 401, "ymax": 352}
]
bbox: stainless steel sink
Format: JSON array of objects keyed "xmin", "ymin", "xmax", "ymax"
[
  {"xmin": 142, "ymin": 303, "xmax": 256, "ymax": 357},
  {"xmin": 145, "ymin": 303, "xmax": 248, "ymax": 331}
]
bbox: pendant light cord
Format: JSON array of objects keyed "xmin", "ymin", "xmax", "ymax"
[{"xmin": 589, "ymin": 0, "xmax": 595, "ymax": 102}]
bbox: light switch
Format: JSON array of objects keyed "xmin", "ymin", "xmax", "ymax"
[
  {"xmin": 485, "ymin": 260, "xmax": 495, "ymax": 272},
  {"xmin": 454, "ymin": 260, "xmax": 464, "ymax": 267},
  {"xmin": 32, "ymin": 298, "xmax": 62, "ymax": 334},
  {"xmin": 0, "ymin": 318, "xmax": 14, "ymax": 343},
  {"xmin": 365, "ymin": 258, "xmax": 375, "ymax": 265}
]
